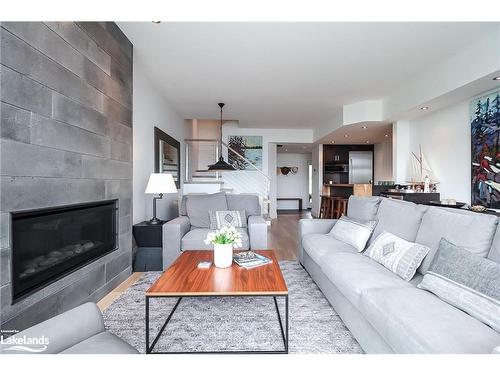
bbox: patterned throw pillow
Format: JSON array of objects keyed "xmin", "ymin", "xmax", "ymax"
[
  {"xmin": 328, "ymin": 215, "xmax": 377, "ymax": 252},
  {"xmin": 209, "ymin": 210, "xmax": 247, "ymax": 229},
  {"xmin": 365, "ymin": 231, "xmax": 430, "ymax": 281},
  {"xmin": 418, "ymin": 238, "xmax": 500, "ymax": 333}
]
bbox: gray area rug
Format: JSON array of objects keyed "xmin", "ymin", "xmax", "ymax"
[{"xmin": 102, "ymin": 261, "xmax": 363, "ymax": 354}]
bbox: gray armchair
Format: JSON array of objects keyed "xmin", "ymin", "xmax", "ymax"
[
  {"xmin": 162, "ymin": 192, "xmax": 268, "ymax": 270},
  {"xmin": 1, "ymin": 303, "xmax": 138, "ymax": 354}
]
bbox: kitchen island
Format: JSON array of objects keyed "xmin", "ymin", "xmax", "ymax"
[{"xmin": 323, "ymin": 183, "xmax": 372, "ymax": 198}]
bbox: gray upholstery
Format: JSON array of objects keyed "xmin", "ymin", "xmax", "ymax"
[
  {"xmin": 185, "ymin": 192, "xmax": 228, "ymax": 228},
  {"xmin": 61, "ymin": 331, "xmax": 138, "ymax": 354},
  {"xmin": 302, "ymin": 234, "xmax": 357, "ymax": 264},
  {"xmin": 298, "ymin": 218, "xmax": 337, "ymax": 263},
  {"xmin": 371, "ymin": 198, "xmax": 427, "ymax": 244},
  {"xmin": 248, "ymin": 215, "xmax": 268, "ymax": 250},
  {"xmin": 416, "ymin": 206, "xmax": 498, "ymax": 273},
  {"xmin": 359, "ymin": 288, "xmax": 500, "ymax": 353},
  {"xmin": 347, "ymin": 196, "xmax": 381, "ymax": 221},
  {"xmin": 164, "ymin": 193, "xmax": 267, "ymax": 269},
  {"xmin": 303, "ymin": 251, "xmax": 394, "ymax": 353},
  {"xmin": 226, "ymin": 194, "xmax": 262, "ymax": 216},
  {"xmin": 162, "ymin": 216, "xmax": 190, "ymax": 269},
  {"xmin": 299, "ymin": 197, "xmax": 500, "ymax": 354},
  {"xmin": 320, "ymin": 252, "xmax": 412, "ymax": 308},
  {"xmin": 489, "ymin": 223, "xmax": 500, "ymax": 262},
  {"xmin": 4, "ymin": 303, "xmax": 137, "ymax": 354},
  {"xmin": 182, "ymin": 227, "xmax": 249, "ymax": 250}
]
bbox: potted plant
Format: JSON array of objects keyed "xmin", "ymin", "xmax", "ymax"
[{"xmin": 204, "ymin": 226, "xmax": 243, "ymax": 268}]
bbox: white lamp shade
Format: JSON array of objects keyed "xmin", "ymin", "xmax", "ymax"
[{"xmin": 145, "ymin": 173, "xmax": 177, "ymax": 194}]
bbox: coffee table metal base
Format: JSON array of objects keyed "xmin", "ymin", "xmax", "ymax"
[{"xmin": 145, "ymin": 294, "xmax": 289, "ymax": 354}]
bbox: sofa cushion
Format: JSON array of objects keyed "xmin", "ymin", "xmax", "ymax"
[
  {"xmin": 371, "ymin": 198, "xmax": 427, "ymax": 244},
  {"xmin": 418, "ymin": 238, "xmax": 500, "ymax": 332},
  {"xmin": 488, "ymin": 223, "xmax": 500, "ymax": 263},
  {"xmin": 365, "ymin": 231, "xmax": 430, "ymax": 281},
  {"xmin": 182, "ymin": 228, "xmax": 249, "ymax": 250},
  {"xmin": 209, "ymin": 210, "xmax": 247, "ymax": 229},
  {"xmin": 359, "ymin": 287, "xmax": 500, "ymax": 353},
  {"xmin": 328, "ymin": 215, "xmax": 377, "ymax": 252},
  {"xmin": 226, "ymin": 194, "xmax": 261, "ymax": 216},
  {"xmin": 61, "ymin": 332, "xmax": 138, "ymax": 354},
  {"xmin": 320, "ymin": 252, "xmax": 412, "ymax": 308},
  {"xmin": 302, "ymin": 234, "xmax": 357, "ymax": 265},
  {"xmin": 416, "ymin": 207, "xmax": 498, "ymax": 273},
  {"xmin": 347, "ymin": 196, "xmax": 381, "ymax": 221},
  {"xmin": 185, "ymin": 192, "xmax": 228, "ymax": 228}
]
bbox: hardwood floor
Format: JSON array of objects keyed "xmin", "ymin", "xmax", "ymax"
[
  {"xmin": 97, "ymin": 211, "xmax": 311, "ymax": 310},
  {"xmin": 269, "ymin": 210, "xmax": 312, "ymax": 261}
]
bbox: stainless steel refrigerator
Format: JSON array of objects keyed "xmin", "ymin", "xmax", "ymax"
[{"xmin": 349, "ymin": 151, "xmax": 373, "ymax": 184}]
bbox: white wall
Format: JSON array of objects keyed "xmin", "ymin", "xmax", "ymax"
[
  {"xmin": 268, "ymin": 143, "xmax": 278, "ymax": 218},
  {"xmin": 276, "ymin": 153, "xmax": 311, "ymax": 210},
  {"xmin": 221, "ymin": 123, "xmax": 313, "ymax": 218},
  {"xmin": 374, "ymin": 140, "xmax": 393, "ymax": 183},
  {"xmin": 133, "ymin": 56, "xmax": 186, "ymax": 224},
  {"xmin": 392, "ymin": 121, "xmax": 410, "ymax": 184},
  {"xmin": 409, "ymin": 100, "xmax": 471, "ymax": 202}
]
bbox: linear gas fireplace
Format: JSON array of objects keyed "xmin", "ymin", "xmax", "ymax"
[{"xmin": 11, "ymin": 200, "xmax": 118, "ymax": 303}]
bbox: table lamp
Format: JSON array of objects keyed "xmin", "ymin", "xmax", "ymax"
[{"xmin": 145, "ymin": 173, "xmax": 177, "ymax": 224}]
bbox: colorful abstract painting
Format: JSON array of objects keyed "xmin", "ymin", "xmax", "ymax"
[
  {"xmin": 228, "ymin": 135, "xmax": 263, "ymax": 170},
  {"xmin": 471, "ymin": 89, "xmax": 500, "ymax": 208}
]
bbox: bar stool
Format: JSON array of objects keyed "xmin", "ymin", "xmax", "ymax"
[
  {"xmin": 333, "ymin": 198, "xmax": 348, "ymax": 219},
  {"xmin": 320, "ymin": 195, "xmax": 333, "ymax": 219},
  {"xmin": 329, "ymin": 196, "xmax": 343, "ymax": 219}
]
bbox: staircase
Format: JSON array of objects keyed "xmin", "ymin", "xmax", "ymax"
[{"xmin": 184, "ymin": 139, "xmax": 271, "ymax": 221}]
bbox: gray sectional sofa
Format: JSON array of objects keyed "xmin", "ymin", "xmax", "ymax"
[
  {"xmin": 299, "ymin": 196, "xmax": 500, "ymax": 354},
  {"xmin": 163, "ymin": 192, "xmax": 268, "ymax": 270}
]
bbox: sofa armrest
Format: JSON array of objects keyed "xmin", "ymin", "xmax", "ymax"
[
  {"xmin": 298, "ymin": 219, "xmax": 337, "ymax": 264},
  {"xmin": 3, "ymin": 302, "xmax": 104, "ymax": 354},
  {"xmin": 248, "ymin": 215, "xmax": 268, "ymax": 250},
  {"xmin": 162, "ymin": 216, "xmax": 190, "ymax": 269}
]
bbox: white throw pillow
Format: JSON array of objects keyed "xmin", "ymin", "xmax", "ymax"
[
  {"xmin": 329, "ymin": 215, "xmax": 377, "ymax": 252},
  {"xmin": 365, "ymin": 231, "xmax": 430, "ymax": 281}
]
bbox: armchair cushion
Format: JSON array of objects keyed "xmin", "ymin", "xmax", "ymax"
[
  {"xmin": 226, "ymin": 194, "xmax": 261, "ymax": 216},
  {"xmin": 60, "ymin": 331, "xmax": 138, "ymax": 354},
  {"xmin": 182, "ymin": 227, "xmax": 249, "ymax": 250},
  {"xmin": 185, "ymin": 192, "xmax": 228, "ymax": 228}
]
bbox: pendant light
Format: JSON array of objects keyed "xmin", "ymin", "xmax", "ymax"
[{"xmin": 207, "ymin": 103, "xmax": 236, "ymax": 171}]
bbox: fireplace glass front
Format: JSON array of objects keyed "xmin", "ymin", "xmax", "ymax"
[{"xmin": 11, "ymin": 200, "xmax": 118, "ymax": 302}]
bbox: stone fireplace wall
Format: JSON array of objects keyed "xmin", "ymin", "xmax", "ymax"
[{"xmin": 0, "ymin": 22, "xmax": 133, "ymax": 330}]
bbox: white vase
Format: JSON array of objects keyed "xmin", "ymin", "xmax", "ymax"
[{"xmin": 213, "ymin": 243, "xmax": 233, "ymax": 268}]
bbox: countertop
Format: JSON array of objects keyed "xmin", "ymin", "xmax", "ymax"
[{"xmin": 324, "ymin": 183, "xmax": 372, "ymax": 187}]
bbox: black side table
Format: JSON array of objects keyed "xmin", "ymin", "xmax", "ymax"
[
  {"xmin": 133, "ymin": 221, "xmax": 165, "ymax": 271},
  {"xmin": 133, "ymin": 220, "xmax": 165, "ymax": 247}
]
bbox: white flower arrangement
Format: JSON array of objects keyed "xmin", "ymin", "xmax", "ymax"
[{"xmin": 204, "ymin": 226, "xmax": 243, "ymax": 248}]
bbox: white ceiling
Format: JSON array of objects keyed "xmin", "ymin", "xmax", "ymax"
[{"xmin": 118, "ymin": 22, "xmax": 496, "ymax": 129}]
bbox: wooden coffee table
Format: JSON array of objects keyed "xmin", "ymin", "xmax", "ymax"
[{"xmin": 145, "ymin": 250, "xmax": 288, "ymax": 354}]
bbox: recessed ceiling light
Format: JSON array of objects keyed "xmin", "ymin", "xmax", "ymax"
[
  {"xmin": 385, "ymin": 134, "xmax": 389, "ymax": 137},
  {"xmin": 331, "ymin": 141, "xmax": 335, "ymax": 144},
  {"xmin": 366, "ymin": 140, "xmax": 370, "ymax": 144},
  {"xmin": 152, "ymin": 21, "xmax": 161, "ymax": 24},
  {"xmin": 362, "ymin": 125, "xmax": 367, "ymax": 129},
  {"xmin": 493, "ymin": 76, "xmax": 500, "ymax": 80},
  {"xmin": 420, "ymin": 106, "xmax": 429, "ymax": 110},
  {"xmin": 344, "ymin": 134, "xmax": 349, "ymax": 138}
]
